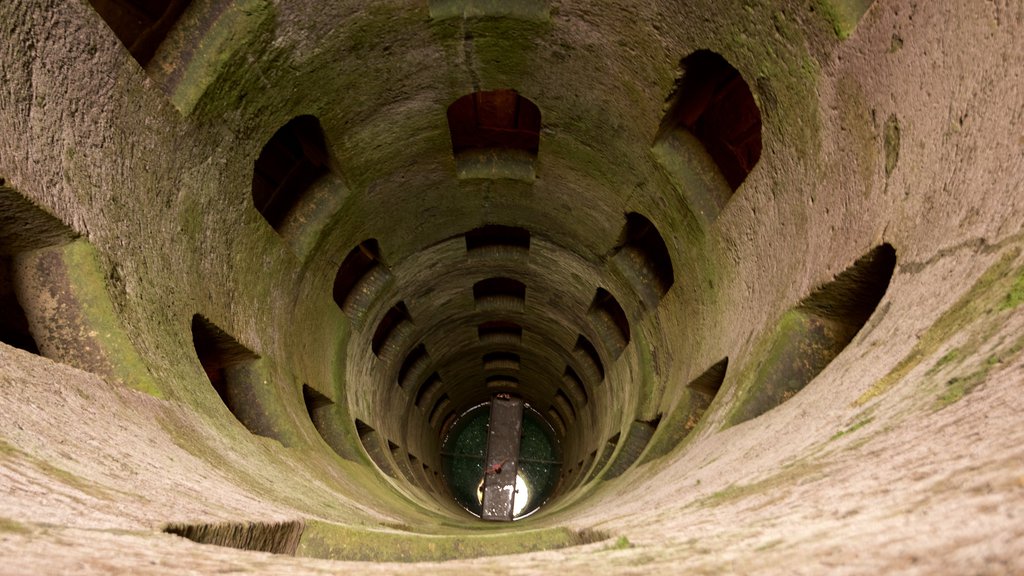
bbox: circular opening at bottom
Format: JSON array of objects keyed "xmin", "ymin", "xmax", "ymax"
[{"xmin": 440, "ymin": 402, "xmax": 560, "ymax": 519}]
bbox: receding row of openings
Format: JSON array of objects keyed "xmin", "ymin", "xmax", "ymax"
[
  {"xmin": 483, "ymin": 351, "xmax": 520, "ymax": 371},
  {"xmin": 478, "ymin": 320, "xmax": 523, "ymax": 345},
  {"xmin": 333, "ymin": 239, "xmax": 391, "ymax": 324},
  {"xmin": 86, "ymin": 0, "xmax": 191, "ymax": 66},
  {"xmin": 728, "ymin": 244, "xmax": 896, "ymax": 425},
  {"xmin": 473, "ymin": 277, "xmax": 526, "ymax": 311},
  {"xmin": 572, "ymin": 335, "xmax": 604, "ymax": 385},
  {"xmin": 465, "ymin": 225, "xmax": 531, "ymax": 257},
  {"xmin": 612, "ymin": 213, "xmax": 675, "ymax": 309},
  {"xmin": 653, "ymin": 50, "xmax": 762, "ymax": 223},
  {"xmin": 447, "ymin": 90, "xmax": 541, "ymax": 181},
  {"xmin": 587, "ymin": 288, "xmax": 630, "ymax": 358},
  {"xmin": 252, "ymin": 115, "xmax": 331, "ymax": 232},
  {"xmin": 371, "ymin": 302, "xmax": 412, "ymax": 358}
]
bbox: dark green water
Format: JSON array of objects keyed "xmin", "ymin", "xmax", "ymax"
[{"xmin": 440, "ymin": 402, "xmax": 560, "ymax": 519}]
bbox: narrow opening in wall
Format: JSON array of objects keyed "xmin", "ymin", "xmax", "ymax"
[
  {"xmin": 252, "ymin": 115, "xmax": 329, "ymax": 232},
  {"xmin": 547, "ymin": 408, "xmax": 566, "ymax": 436},
  {"xmin": 415, "ymin": 372, "xmax": 443, "ymax": 408},
  {"xmin": 372, "ymin": 302, "xmax": 411, "ymax": 357},
  {"xmin": 446, "ymin": 90, "xmax": 541, "ymax": 181},
  {"xmin": 302, "ymin": 383, "xmax": 333, "ymax": 438},
  {"xmin": 429, "ymin": 394, "xmax": 451, "ymax": 428},
  {"xmin": 573, "ymin": 335, "xmax": 605, "ymax": 384},
  {"xmin": 486, "ymin": 375, "xmax": 519, "ymax": 389},
  {"xmin": 355, "ymin": 419, "xmax": 397, "ymax": 478},
  {"xmin": 562, "ymin": 366, "xmax": 589, "ymax": 406},
  {"xmin": 588, "ymin": 288, "xmax": 631, "ymax": 357},
  {"xmin": 473, "ymin": 277, "xmax": 527, "ymax": 310},
  {"xmin": 0, "ymin": 256, "xmax": 40, "ymax": 354},
  {"xmin": 613, "ymin": 213, "xmax": 675, "ymax": 306},
  {"xmin": 553, "ymin": 389, "xmax": 576, "ymax": 422},
  {"xmin": 333, "ymin": 240, "xmax": 388, "ymax": 320},
  {"xmin": 586, "ymin": 432, "xmax": 621, "ymax": 483},
  {"xmin": 398, "ymin": 343, "xmax": 430, "ymax": 389},
  {"xmin": 191, "ymin": 315, "xmax": 267, "ymax": 437},
  {"xmin": 86, "ymin": 0, "xmax": 192, "ymax": 67},
  {"xmin": 658, "ymin": 50, "xmax": 762, "ymax": 192},
  {"xmin": 478, "ymin": 320, "xmax": 523, "ymax": 345},
  {"xmin": 465, "ymin": 225, "xmax": 531, "ymax": 255},
  {"xmin": 604, "ymin": 417, "xmax": 661, "ymax": 480},
  {"xmin": 729, "ymin": 244, "xmax": 896, "ymax": 425},
  {"xmin": 483, "ymin": 351, "xmax": 521, "ymax": 371}
]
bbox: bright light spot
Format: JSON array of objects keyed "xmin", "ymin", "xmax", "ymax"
[{"xmin": 476, "ymin": 473, "xmax": 532, "ymax": 518}]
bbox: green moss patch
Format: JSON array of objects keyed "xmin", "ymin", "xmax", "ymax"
[
  {"xmin": 856, "ymin": 249, "xmax": 1023, "ymax": 406},
  {"xmin": 296, "ymin": 520, "xmax": 607, "ymax": 562}
]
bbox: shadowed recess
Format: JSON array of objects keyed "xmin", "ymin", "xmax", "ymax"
[
  {"xmin": 465, "ymin": 225, "xmax": 531, "ymax": 253},
  {"xmin": 371, "ymin": 302, "xmax": 412, "ymax": 358},
  {"xmin": 728, "ymin": 244, "xmax": 896, "ymax": 425},
  {"xmin": 447, "ymin": 90, "xmax": 541, "ymax": 156},
  {"xmin": 573, "ymin": 335, "xmax": 604, "ymax": 384},
  {"xmin": 473, "ymin": 277, "xmax": 527, "ymax": 310},
  {"xmin": 588, "ymin": 288, "xmax": 631, "ymax": 357},
  {"xmin": 478, "ymin": 320, "xmax": 524, "ymax": 344},
  {"xmin": 612, "ymin": 213, "xmax": 675, "ymax": 306},
  {"xmin": 164, "ymin": 520, "xmax": 304, "ymax": 555},
  {"xmin": 252, "ymin": 115, "xmax": 329, "ymax": 231},
  {"xmin": 333, "ymin": 240, "xmax": 388, "ymax": 319},
  {"xmin": 659, "ymin": 50, "xmax": 762, "ymax": 192},
  {"xmin": 191, "ymin": 315, "xmax": 271, "ymax": 438},
  {"xmin": 398, "ymin": 343, "xmax": 430, "ymax": 389},
  {"xmin": 87, "ymin": 0, "xmax": 192, "ymax": 66}
]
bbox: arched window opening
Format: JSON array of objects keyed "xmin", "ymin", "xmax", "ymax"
[
  {"xmin": 355, "ymin": 419, "xmax": 397, "ymax": 478},
  {"xmin": 604, "ymin": 417, "xmax": 661, "ymax": 480},
  {"xmin": 398, "ymin": 344, "xmax": 430, "ymax": 389},
  {"xmin": 478, "ymin": 320, "xmax": 523, "ymax": 345},
  {"xmin": 191, "ymin": 315, "xmax": 273, "ymax": 438},
  {"xmin": 573, "ymin": 335, "xmax": 604, "ymax": 385},
  {"xmin": 654, "ymin": 50, "xmax": 762, "ymax": 223},
  {"xmin": 483, "ymin": 351, "xmax": 521, "ymax": 371},
  {"xmin": 729, "ymin": 244, "xmax": 896, "ymax": 425},
  {"xmin": 465, "ymin": 225, "xmax": 531, "ymax": 256},
  {"xmin": 447, "ymin": 90, "xmax": 541, "ymax": 181},
  {"xmin": 371, "ymin": 302, "xmax": 412, "ymax": 358},
  {"xmin": 333, "ymin": 240, "xmax": 390, "ymax": 322},
  {"xmin": 612, "ymin": 213, "xmax": 675, "ymax": 308},
  {"xmin": 415, "ymin": 372, "xmax": 444, "ymax": 409},
  {"xmin": 588, "ymin": 288, "xmax": 631, "ymax": 358},
  {"xmin": 473, "ymin": 277, "xmax": 527, "ymax": 311},
  {"xmin": 252, "ymin": 115, "xmax": 329, "ymax": 232},
  {"xmin": 562, "ymin": 366, "xmax": 589, "ymax": 406}
]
